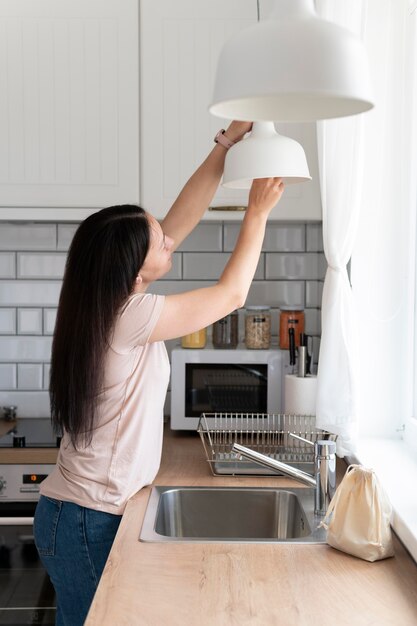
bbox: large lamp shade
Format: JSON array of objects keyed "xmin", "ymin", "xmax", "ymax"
[
  {"xmin": 222, "ymin": 122, "xmax": 311, "ymax": 188},
  {"xmin": 210, "ymin": 0, "xmax": 374, "ymax": 122}
]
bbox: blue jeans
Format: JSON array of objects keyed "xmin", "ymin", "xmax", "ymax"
[{"xmin": 34, "ymin": 495, "xmax": 122, "ymax": 626}]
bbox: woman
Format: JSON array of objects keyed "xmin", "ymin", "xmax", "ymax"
[{"xmin": 33, "ymin": 120, "xmax": 284, "ymax": 625}]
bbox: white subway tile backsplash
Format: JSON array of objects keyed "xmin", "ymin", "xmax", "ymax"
[
  {"xmin": 306, "ymin": 281, "xmax": 324, "ymax": 307},
  {"xmin": 245, "ymin": 281, "xmax": 305, "ymax": 308},
  {"xmin": 222, "ymin": 224, "xmax": 240, "ymax": 251},
  {"xmin": 319, "ymin": 255, "xmax": 328, "ymax": 276},
  {"xmin": 266, "ymin": 253, "xmax": 326, "ymax": 280},
  {"xmin": 0, "ymin": 364, "xmax": 17, "ymax": 389},
  {"xmin": 312, "ymin": 336, "xmax": 321, "ymax": 365},
  {"xmin": 43, "ymin": 363, "xmax": 51, "ymax": 389},
  {"xmin": 224, "ymin": 223, "xmax": 305, "ymax": 252},
  {"xmin": 0, "ymin": 252, "xmax": 16, "ymax": 278},
  {"xmin": 0, "ymin": 224, "xmax": 56, "ymax": 250},
  {"xmin": 152, "ymin": 280, "xmax": 216, "ymax": 296},
  {"xmin": 305, "ymin": 309, "xmax": 321, "ymax": 335},
  {"xmin": 0, "ymin": 218, "xmax": 323, "ymax": 416},
  {"xmin": 183, "ymin": 253, "xmax": 264, "ymax": 280},
  {"xmin": 182, "ymin": 253, "xmax": 223, "ymax": 280},
  {"xmin": 17, "ymin": 253, "xmax": 67, "ymax": 279},
  {"xmin": 0, "ymin": 281, "xmax": 62, "ymax": 306},
  {"xmin": 306, "ymin": 224, "xmax": 324, "ymax": 252},
  {"xmin": 57, "ymin": 224, "xmax": 79, "ymax": 250},
  {"xmin": 271, "ymin": 308, "xmax": 280, "ymax": 336},
  {"xmin": 0, "ymin": 308, "xmax": 16, "ymax": 334},
  {"xmin": 43, "ymin": 309, "xmax": 57, "ymax": 335},
  {"xmin": 163, "ymin": 253, "xmax": 182, "ymax": 280},
  {"xmin": 0, "ymin": 336, "xmax": 52, "ymax": 362},
  {"xmin": 177, "ymin": 223, "xmax": 222, "ymax": 252},
  {"xmin": 17, "ymin": 309, "xmax": 43, "ymax": 334},
  {"xmin": 0, "ymin": 391, "xmax": 50, "ymax": 417},
  {"xmin": 264, "ymin": 224, "xmax": 305, "ymax": 252},
  {"xmin": 17, "ymin": 363, "xmax": 43, "ymax": 390}
]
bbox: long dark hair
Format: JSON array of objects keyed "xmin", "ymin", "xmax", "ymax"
[{"xmin": 50, "ymin": 205, "xmax": 150, "ymax": 447}]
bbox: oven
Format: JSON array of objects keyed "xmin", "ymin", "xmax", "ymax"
[{"xmin": 0, "ymin": 418, "xmax": 59, "ymax": 626}]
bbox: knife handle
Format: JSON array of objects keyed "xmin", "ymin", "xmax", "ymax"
[{"xmin": 289, "ymin": 327, "xmax": 296, "ymax": 366}]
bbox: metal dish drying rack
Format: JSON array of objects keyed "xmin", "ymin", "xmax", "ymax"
[{"xmin": 197, "ymin": 412, "xmax": 337, "ymax": 476}]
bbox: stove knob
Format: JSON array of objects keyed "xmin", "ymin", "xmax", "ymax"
[
  {"xmin": 0, "ymin": 479, "xmax": 4, "ymax": 493},
  {"xmin": 13, "ymin": 435, "xmax": 26, "ymax": 448}
]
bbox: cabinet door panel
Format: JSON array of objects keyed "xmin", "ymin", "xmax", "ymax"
[
  {"xmin": 0, "ymin": 0, "xmax": 139, "ymax": 216},
  {"xmin": 140, "ymin": 0, "xmax": 322, "ymax": 221},
  {"xmin": 140, "ymin": 0, "xmax": 256, "ymax": 219}
]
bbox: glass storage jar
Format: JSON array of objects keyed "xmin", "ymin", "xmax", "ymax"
[
  {"xmin": 212, "ymin": 312, "xmax": 239, "ymax": 349},
  {"xmin": 279, "ymin": 307, "xmax": 305, "ymax": 349},
  {"xmin": 181, "ymin": 327, "xmax": 207, "ymax": 349},
  {"xmin": 244, "ymin": 306, "xmax": 271, "ymax": 349}
]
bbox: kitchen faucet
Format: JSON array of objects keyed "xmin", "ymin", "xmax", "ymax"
[{"xmin": 232, "ymin": 434, "xmax": 336, "ymax": 515}]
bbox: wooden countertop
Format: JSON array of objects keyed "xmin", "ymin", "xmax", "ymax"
[
  {"xmin": 0, "ymin": 419, "xmax": 59, "ymax": 464},
  {"xmin": 86, "ymin": 427, "xmax": 417, "ymax": 626}
]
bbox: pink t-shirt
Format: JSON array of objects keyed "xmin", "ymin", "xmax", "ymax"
[{"xmin": 40, "ymin": 293, "xmax": 169, "ymax": 514}]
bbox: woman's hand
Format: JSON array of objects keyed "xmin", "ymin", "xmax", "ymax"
[
  {"xmin": 247, "ymin": 177, "xmax": 285, "ymax": 217},
  {"xmin": 224, "ymin": 120, "xmax": 253, "ymax": 143}
]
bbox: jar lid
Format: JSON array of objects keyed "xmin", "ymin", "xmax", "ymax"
[
  {"xmin": 245, "ymin": 305, "xmax": 270, "ymax": 311},
  {"xmin": 280, "ymin": 305, "xmax": 304, "ymax": 311}
]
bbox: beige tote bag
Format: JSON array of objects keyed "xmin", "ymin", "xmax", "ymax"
[{"xmin": 320, "ymin": 464, "xmax": 395, "ymax": 562}]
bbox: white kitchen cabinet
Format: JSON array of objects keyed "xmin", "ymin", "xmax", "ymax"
[
  {"xmin": 0, "ymin": 0, "xmax": 139, "ymax": 220},
  {"xmin": 140, "ymin": 0, "xmax": 322, "ymax": 221}
]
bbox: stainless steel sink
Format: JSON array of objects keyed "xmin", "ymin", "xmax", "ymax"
[{"xmin": 139, "ymin": 486, "xmax": 327, "ymax": 543}]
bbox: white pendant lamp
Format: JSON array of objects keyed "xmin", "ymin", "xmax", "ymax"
[
  {"xmin": 222, "ymin": 122, "xmax": 311, "ymax": 188},
  {"xmin": 210, "ymin": 0, "xmax": 374, "ymax": 122}
]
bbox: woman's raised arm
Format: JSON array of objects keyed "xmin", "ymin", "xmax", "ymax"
[
  {"xmin": 149, "ymin": 177, "xmax": 284, "ymax": 342},
  {"xmin": 160, "ymin": 121, "xmax": 252, "ymax": 251}
]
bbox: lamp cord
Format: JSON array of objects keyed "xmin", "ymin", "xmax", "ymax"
[{"xmin": 257, "ymin": 0, "xmax": 260, "ymax": 22}]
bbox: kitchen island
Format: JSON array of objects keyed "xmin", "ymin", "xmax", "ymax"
[{"xmin": 85, "ymin": 426, "xmax": 417, "ymax": 626}]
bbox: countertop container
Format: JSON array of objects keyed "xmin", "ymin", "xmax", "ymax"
[
  {"xmin": 279, "ymin": 307, "xmax": 305, "ymax": 349},
  {"xmin": 212, "ymin": 312, "xmax": 238, "ymax": 349},
  {"xmin": 181, "ymin": 328, "xmax": 207, "ymax": 349},
  {"xmin": 245, "ymin": 306, "xmax": 271, "ymax": 349}
]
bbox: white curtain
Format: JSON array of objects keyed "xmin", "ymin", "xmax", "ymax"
[
  {"xmin": 350, "ymin": 0, "xmax": 417, "ymax": 441},
  {"xmin": 314, "ymin": 0, "xmax": 368, "ymax": 455},
  {"xmin": 315, "ymin": 0, "xmax": 417, "ymax": 451}
]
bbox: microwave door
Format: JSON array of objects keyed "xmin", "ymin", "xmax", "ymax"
[{"xmin": 170, "ymin": 348, "xmax": 283, "ymax": 430}]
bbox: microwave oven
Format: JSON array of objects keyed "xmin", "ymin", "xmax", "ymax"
[{"xmin": 170, "ymin": 346, "xmax": 284, "ymax": 430}]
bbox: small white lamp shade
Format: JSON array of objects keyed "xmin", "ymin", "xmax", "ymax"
[
  {"xmin": 210, "ymin": 0, "xmax": 374, "ymax": 122},
  {"xmin": 222, "ymin": 122, "xmax": 311, "ymax": 188}
]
